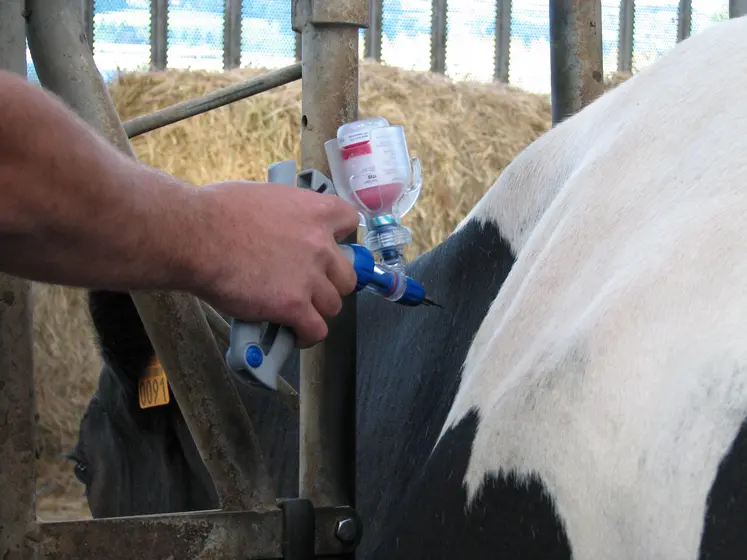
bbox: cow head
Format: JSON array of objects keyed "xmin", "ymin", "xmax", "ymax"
[
  {"xmin": 70, "ymin": 289, "xmax": 300, "ymax": 518},
  {"xmin": 69, "ymin": 290, "xmax": 218, "ymax": 517}
]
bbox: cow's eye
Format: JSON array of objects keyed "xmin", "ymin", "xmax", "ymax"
[
  {"xmin": 73, "ymin": 461, "xmax": 92, "ymax": 486},
  {"xmin": 66, "ymin": 450, "xmax": 92, "ymax": 487}
]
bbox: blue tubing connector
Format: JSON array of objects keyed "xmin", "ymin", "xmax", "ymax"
[{"xmin": 340, "ymin": 243, "xmax": 426, "ymax": 306}]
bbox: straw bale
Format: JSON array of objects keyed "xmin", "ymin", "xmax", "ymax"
[{"xmin": 32, "ymin": 60, "xmax": 631, "ymax": 519}]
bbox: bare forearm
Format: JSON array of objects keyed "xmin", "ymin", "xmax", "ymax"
[{"xmin": 0, "ymin": 70, "xmax": 205, "ymax": 293}]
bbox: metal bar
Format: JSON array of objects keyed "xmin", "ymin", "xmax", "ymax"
[
  {"xmin": 549, "ymin": 0, "xmax": 605, "ymax": 126},
  {"xmin": 295, "ymin": 32, "xmax": 302, "ymax": 61},
  {"xmin": 224, "ymin": 0, "xmax": 242, "ymax": 70},
  {"xmin": 124, "ymin": 62, "xmax": 302, "ymax": 138},
  {"xmin": 37, "ymin": 506, "xmax": 360, "ymax": 559},
  {"xmin": 364, "ymin": 0, "xmax": 383, "ymax": 61},
  {"xmin": 730, "ymin": 0, "xmax": 747, "ymax": 17},
  {"xmin": 199, "ymin": 300, "xmax": 232, "ymax": 347},
  {"xmin": 197, "ymin": 300, "xmax": 300, "ymax": 402},
  {"xmin": 25, "ymin": 0, "xmax": 275, "ymax": 511},
  {"xmin": 82, "ymin": 0, "xmax": 94, "ymax": 53},
  {"xmin": 430, "ymin": 0, "xmax": 447, "ymax": 74},
  {"xmin": 494, "ymin": 0, "xmax": 511, "ymax": 82},
  {"xmin": 617, "ymin": 0, "xmax": 634, "ymax": 72},
  {"xmin": 292, "ymin": 0, "xmax": 367, "ymax": 510},
  {"xmin": 0, "ymin": 6, "xmax": 34, "ymax": 559},
  {"xmin": 677, "ymin": 0, "xmax": 691, "ymax": 42},
  {"xmin": 0, "ymin": 0, "xmax": 27, "ymax": 76},
  {"xmin": 0, "ymin": 277, "xmax": 35, "ymax": 560},
  {"xmin": 150, "ymin": 0, "xmax": 168, "ymax": 70}
]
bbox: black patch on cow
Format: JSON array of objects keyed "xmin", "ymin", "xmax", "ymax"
[
  {"xmin": 79, "ymin": 290, "xmax": 218, "ymax": 516},
  {"xmin": 80, "ymin": 290, "xmax": 301, "ymax": 516},
  {"xmin": 354, "ymin": 218, "xmax": 521, "ymax": 555},
  {"xmin": 699, "ymin": 413, "xmax": 747, "ymax": 559},
  {"xmin": 365, "ymin": 408, "xmax": 571, "ymax": 559}
]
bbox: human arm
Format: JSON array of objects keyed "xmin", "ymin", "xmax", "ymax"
[{"xmin": 0, "ymin": 70, "xmax": 359, "ymax": 346}]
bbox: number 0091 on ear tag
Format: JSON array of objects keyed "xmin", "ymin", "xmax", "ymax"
[{"xmin": 138, "ymin": 357, "xmax": 170, "ymax": 409}]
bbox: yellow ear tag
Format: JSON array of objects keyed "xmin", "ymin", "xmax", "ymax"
[{"xmin": 138, "ymin": 356, "xmax": 170, "ymax": 409}]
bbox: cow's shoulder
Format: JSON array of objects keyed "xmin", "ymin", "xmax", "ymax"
[
  {"xmin": 355, "ymin": 216, "xmax": 517, "ymax": 553},
  {"xmin": 432, "ymin": 15, "xmax": 747, "ymax": 560}
]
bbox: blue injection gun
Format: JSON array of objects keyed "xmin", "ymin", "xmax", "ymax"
[{"xmin": 225, "ymin": 160, "xmax": 440, "ymax": 392}]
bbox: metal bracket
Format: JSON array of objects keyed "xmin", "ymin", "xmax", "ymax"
[
  {"xmin": 280, "ymin": 499, "xmax": 315, "ymax": 560},
  {"xmin": 225, "ymin": 320, "xmax": 294, "ymax": 391},
  {"xmin": 32, "ymin": 504, "xmax": 362, "ymax": 558},
  {"xmin": 297, "ymin": 168, "xmax": 337, "ymax": 196},
  {"xmin": 292, "ymin": 0, "xmax": 370, "ymax": 33}
]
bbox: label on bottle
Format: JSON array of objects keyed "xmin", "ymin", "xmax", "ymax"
[{"xmin": 340, "ymin": 130, "xmax": 371, "ymax": 148}]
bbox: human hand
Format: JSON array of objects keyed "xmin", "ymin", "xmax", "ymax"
[{"xmin": 185, "ymin": 180, "xmax": 360, "ymax": 348}]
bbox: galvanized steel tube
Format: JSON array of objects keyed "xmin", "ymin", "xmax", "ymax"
[
  {"xmin": 223, "ymin": 0, "xmax": 242, "ymax": 70},
  {"xmin": 430, "ymin": 0, "xmax": 447, "ymax": 74},
  {"xmin": 150, "ymin": 0, "xmax": 168, "ymax": 70},
  {"xmin": 494, "ymin": 0, "xmax": 511, "ymax": 83},
  {"xmin": 549, "ymin": 0, "xmax": 605, "ymax": 125},
  {"xmin": 0, "ymin": 4, "xmax": 35, "ymax": 558},
  {"xmin": 731, "ymin": 0, "xmax": 747, "ymax": 17},
  {"xmin": 677, "ymin": 0, "xmax": 692, "ymax": 42},
  {"xmin": 124, "ymin": 62, "xmax": 302, "ymax": 138},
  {"xmin": 292, "ymin": 0, "xmax": 367, "ymax": 511},
  {"xmin": 617, "ymin": 0, "xmax": 634, "ymax": 73},
  {"xmin": 365, "ymin": 0, "xmax": 383, "ymax": 61},
  {"xmin": 25, "ymin": 0, "xmax": 275, "ymax": 511}
]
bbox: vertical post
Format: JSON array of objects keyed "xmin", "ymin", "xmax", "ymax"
[
  {"xmin": 292, "ymin": 0, "xmax": 368, "ymax": 511},
  {"xmin": 0, "ymin": 3, "xmax": 35, "ymax": 559},
  {"xmin": 549, "ymin": 0, "xmax": 604, "ymax": 126},
  {"xmin": 26, "ymin": 0, "xmax": 276, "ymax": 511},
  {"xmin": 295, "ymin": 33, "xmax": 302, "ymax": 61},
  {"xmin": 83, "ymin": 0, "xmax": 95, "ymax": 53},
  {"xmin": 617, "ymin": 0, "xmax": 634, "ymax": 73},
  {"xmin": 494, "ymin": 0, "xmax": 511, "ymax": 83},
  {"xmin": 151, "ymin": 0, "xmax": 168, "ymax": 70},
  {"xmin": 224, "ymin": 0, "xmax": 242, "ymax": 70},
  {"xmin": 730, "ymin": 0, "xmax": 747, "ymax": 17},
  {"xmin": 677, "ymin": 0, "xmax": 691, "ymax": 42},
  {"xmin": 365, "ymin": 0, "xmax": 383, "ymax": 61},
  {"xmin": 430, "ymin": 0, "xmax": 447, "ymax": 74}
]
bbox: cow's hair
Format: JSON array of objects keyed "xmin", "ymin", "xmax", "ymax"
[{"xmin": 440, "ymin": 15, "xmax": 747, "ymax": 559}]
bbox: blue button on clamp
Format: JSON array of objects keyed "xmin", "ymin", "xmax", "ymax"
[{"xmin": 245, "ymin": 345, "xmax": 264, "ymax": 368}]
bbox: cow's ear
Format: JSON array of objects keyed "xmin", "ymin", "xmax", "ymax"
[{"xmin": 88, "ymin": 290, "xmax": 155, "ymax": 387}]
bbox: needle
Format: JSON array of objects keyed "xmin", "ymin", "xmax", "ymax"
[{"xmin": 422, "ymin": 297, "xmax": 444, "ymax": 309}]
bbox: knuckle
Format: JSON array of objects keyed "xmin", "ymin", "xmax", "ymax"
[
  {"xmin": 314, "ymin": 320, "xmax": 329, "ymax": 341},
  {"xmin": 327, "ymin": 294, "xmax": 343, "ymax": 316},
  {"xmin": 280, "ymin": 291, "xmax": 306, "ymax": 316},
  {"xmin": 313, "ymin": 194, "xmax": 336, "ymax": 216},
  {"xmin": 308, "ymin": 231, "xmax": 335, "ymax": 261},
  {"xmin": 341, "ymin": 268, "xmax": 357, "ymax": 295}
]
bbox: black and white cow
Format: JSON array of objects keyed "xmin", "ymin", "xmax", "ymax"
[{"xmin": 70, "ymin": 16, "xmax": 747, "ymax": 559}]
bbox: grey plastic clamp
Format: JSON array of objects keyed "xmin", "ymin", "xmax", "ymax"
[
  {"xmin": 297, "ymin": 168, "xmax": 336, "ymax": 195},
  {"xmin": 225, "ymin": 321, "xmax": 295, "ymax": 391},
  {"xmin": 225, "ymin": 160, "xmax": 335, "ymax": 391}
]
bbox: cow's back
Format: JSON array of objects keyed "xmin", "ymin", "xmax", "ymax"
[{"xmin": 369, "ymin": 16, "xmax": 747, "ymax": 560}]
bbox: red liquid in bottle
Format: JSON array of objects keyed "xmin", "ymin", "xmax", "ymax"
[{"xmin": 355, "ymin": 182, "xmax": 403, "ymax": 214}]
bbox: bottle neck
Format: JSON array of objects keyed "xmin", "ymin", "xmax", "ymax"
[{"xmin": 362, "ymin": 219, "xmax": 412, "ymax": 270}]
